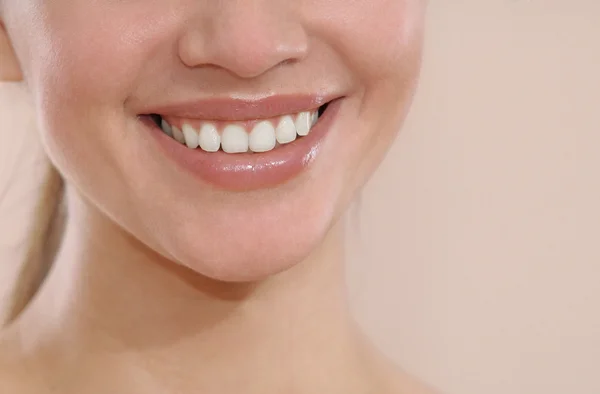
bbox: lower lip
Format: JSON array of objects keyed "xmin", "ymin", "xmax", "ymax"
[{"xmin": 142, "ymin": 99, "xmax": 341, "ymax": 191}]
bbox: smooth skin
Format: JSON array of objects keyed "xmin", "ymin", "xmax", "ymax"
[{"xmin": 0, "ymin": 0, "xmax": 433, "ymax": 393}]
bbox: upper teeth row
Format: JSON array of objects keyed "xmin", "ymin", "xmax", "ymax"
[{"xmin": 160, "ymin": 110, "xmax": 319, "ymax": 153}]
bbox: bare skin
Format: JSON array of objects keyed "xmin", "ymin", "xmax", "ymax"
[
  {"xmin": 0, "ymin": 193, "xmax": 435, "ymax": 393},
  {"xmin": 0, "ymin": 1, "xmax": 434, "ymax": 392}
]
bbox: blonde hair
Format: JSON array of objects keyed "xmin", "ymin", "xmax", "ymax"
[
  {"xmin": 0, "ymin": 81, "xmax": 64, "ymax": 327},
  {"xmin": 3, "ymin": 165, "xmax": 63, "ymax": 325}
]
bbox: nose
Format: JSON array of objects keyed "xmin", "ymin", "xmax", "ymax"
[{"xmin": 178, "ymin": 2, "xmax": 308, "ymax": 79}]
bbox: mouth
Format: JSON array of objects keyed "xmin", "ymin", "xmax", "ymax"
[
  {"xmin": 139, "ymin": 96, "xmax": 341, "ymax": 191},
  {"xmin": 146, "ymin": 103, "xmax": 329, "ymax": 154}
]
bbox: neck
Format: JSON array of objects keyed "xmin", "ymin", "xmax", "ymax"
[{"xmin": 13, "ymin": 187, "xmax": 375, "ymax": 393}]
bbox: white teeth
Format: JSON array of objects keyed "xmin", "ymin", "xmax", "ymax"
[
  {"xmin": 311, "ymin": 110, "xmax": 319, "ymax": 126},
  {"xmin": 160, "ymin": 107, "xmax": 322, "ymax": 153},
  {"xmin": 276, "ymin": 116, "xmax": 297, "ymax": 144},
  {"xmin": 172, "ymin": 125, "xmax": 186, "ymax": 144},
  {"xmin": 182, "ymin": 124, "xmax": 199, "ymax": 149},
  {"xmin": 295, "ymin": 112, "xmax": 311, "ymax": 136},
  {"xmin": 221, "ymin": 125, "xmax": 249, "ymax": 153},
  {"xmin": 249, "ymin": 121, "xmax": 276, "ymax": 153},
  {"xmin": 161, "ymin": 118, "xmax": 174, "ymax": 138},
  {"xmin": 198, "ymin": 123, "xmax": 220, "ymax": 152}
]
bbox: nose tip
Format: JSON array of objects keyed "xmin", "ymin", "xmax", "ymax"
[{"xmin": 178, "ymin": 9, "xmax": 308, "ymax": 79}]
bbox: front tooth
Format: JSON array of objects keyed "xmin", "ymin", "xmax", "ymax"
[
  {"xmin": 249, "ymin": 121, "xmax": 276, "ymax": 153},
  {"xmin": 172, "ymin": 125, "xmax": 186, "ymax": 144},
  {"xmin": 295, "ymin": 112, "xmax": 311, "ymax": 136},
  {"xmin": 221, "ymin": 124, "xmax": 249, "ymax": 153},
  {"xmin": 182, "ymin": 124, "xmax": 199, "ymax": 149},
  {"xmin": 161, "ymin": 119, "xmax": 174, "ymax": 138},
  {"xmin": 198, "ymin": 123, "xmax": 220, "ymax": 152},
  {"xmin": 276, "ymin": 116, "xmax": 297, "ymax": 144}
]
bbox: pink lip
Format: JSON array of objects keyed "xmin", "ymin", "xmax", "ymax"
[
  {"xmin": 141, "ymin": 98, "xmax": 342, "ymax": 191},
  {"xmin": 142, "ymin": 94, "xmax": 336, "ymax": 120}
]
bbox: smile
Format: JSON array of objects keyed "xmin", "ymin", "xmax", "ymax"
[
  {"xmin": 152, "ymin": 104, "xmax": 327, "ymax": 154},
  {"xmin": 140, "ymin": 95, "xmax": 342, "ymax": 191}
]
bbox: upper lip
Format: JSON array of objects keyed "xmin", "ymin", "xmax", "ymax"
[{"xmin": 141, "ymin": 94, "xmax": 340, "ymax": 121}]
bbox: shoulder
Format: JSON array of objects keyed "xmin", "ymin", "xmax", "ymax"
[
  {"xmin": 360, "ymin": 339, "xmax": 441, "ymax": 394},
  {"xmin": 0, "ymin": 329, "xmax": 47, "ymax": 394},
  {"xmin": 382, "ymin": 369, "xmax": 441, "ymax": 394},
  {"xmin": 0, "ymin": 361, "xmax": 35, "ymax": 394},
  {"xmin": 371, "ymin": 355, "xmax": 441, "ymax": 394},
  {"xmin": 390, "ymin": 376, "xmax": 441, "ymax": 394}
]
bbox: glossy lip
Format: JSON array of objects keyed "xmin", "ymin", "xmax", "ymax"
[
  {"xmin": 141, "ymin": 94, "xmax": 335, "ymax": 121},
  {"xmin": 141, "ymin": 97, "xmax": 342, "ymax": 191}
]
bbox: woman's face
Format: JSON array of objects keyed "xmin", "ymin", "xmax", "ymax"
[{"xmin": 1, "ymin": 0, "xmax": 425, "ymax": 281}]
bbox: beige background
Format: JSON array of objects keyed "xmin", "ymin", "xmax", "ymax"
[
  {"xmin": 2, "ymin": 1, "xmax": 599, "ymax": 393},
  {"xmin": 348, "ymin": 1, "xmax": 600, "ymax": 393}
]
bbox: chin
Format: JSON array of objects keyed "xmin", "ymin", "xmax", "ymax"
[
  {"xmin": 161, "ymin": 213, "xmax": 332, "ymax": 283},
  {"xmin": 123, "ymin": 177, "xmax": 340, "ymax": 283}
]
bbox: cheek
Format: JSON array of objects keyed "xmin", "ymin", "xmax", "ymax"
[
  {"xmin": 355, "ymin": 5, "xmax": 424, "ymax": 96},
  {"xmin": 25, "ymin": 3, "xmax": 174, "ymax": 116},
  {"xmin": 312, "ymin": 0, "xmax": 424, "ymax": 137},
  {"xmin": 20, "ymin": 4, "xmax": 176, "ymax": 180},
  {"xmin": 320, "ymin": 1, "xmax": 425, "ymax": 191},
  {"xmin": 314, "ymin": 0, "xmax": 424, "ymax": 84}
]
